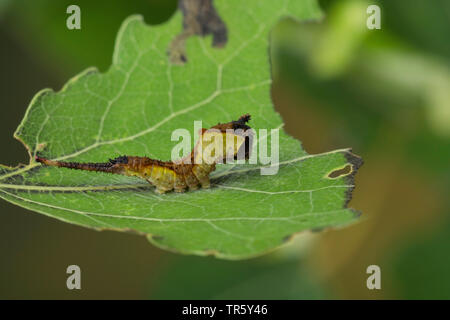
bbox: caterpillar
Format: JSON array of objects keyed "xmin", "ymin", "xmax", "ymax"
[{"xmin": 36, "ymin": 114, "xmax": 252, "ymax": 194}]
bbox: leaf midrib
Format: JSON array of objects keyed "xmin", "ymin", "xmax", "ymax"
[{"xmin": 0, "ymin": 148, "xmax": 352, "ymax": 188}]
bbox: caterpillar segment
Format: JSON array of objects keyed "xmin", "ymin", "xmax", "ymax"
[{"xmin": 35, "ymin": 114, "xmax": 252, "ymax": 194}]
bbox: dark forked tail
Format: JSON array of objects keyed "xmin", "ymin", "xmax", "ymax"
[{"xmin": 35, "ymin": 156, "xmax": 128, "ymax": 175}]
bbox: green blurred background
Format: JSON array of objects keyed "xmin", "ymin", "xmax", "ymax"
[{"xmin": 0, "ymin": 0, "xmax": 448, "ymax": 299}]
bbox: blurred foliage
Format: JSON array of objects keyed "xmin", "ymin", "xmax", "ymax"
[
  {"xmin": 388, "ymin": 216, "xmax": 450, "ymax": 299},
  {"xmin": 273, "ymin": 0, "xmax": 450, "ymax": 178},
  {"xmin": 150, "ymin": 254, "xmax": 326, "ymax": 299},
  {"xmin": 0, "ymin": 0, "xmax": 11, "ymax": 17},
  {"xmin": 0, "ymin": 0, "xmax": 449, "ymax": 299},
  {"xmin": 271, "ymin": 0, "xmax": 449, "ymax": 299},
  {"xmin": 4, "ymin": 0, "xmax": 177, "ymax": 77}
]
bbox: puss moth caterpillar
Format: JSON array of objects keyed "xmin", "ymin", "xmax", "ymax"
[{"xmin": 36, "ymin": 114, "xmax": 252, "ymax": 194}]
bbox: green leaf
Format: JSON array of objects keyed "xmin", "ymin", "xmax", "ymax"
[{"xmin": 0, "ymin": 0, "xmax": 362, "ymax": 259}]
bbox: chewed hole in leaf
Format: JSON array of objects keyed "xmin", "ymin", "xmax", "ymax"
[
  {"xmin": 327, "ymin": 164, "xmax": 353, "ymax": 179},
  {"xmin": 169, "ymin": 0, "xmax": 228, "ymax": 64}
]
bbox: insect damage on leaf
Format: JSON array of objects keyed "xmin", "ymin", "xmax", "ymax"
[
  {"xmin": 169, "ymin": 0, "xmax": 227, "ymax": 64},
  {"xmin": 0, "ymin": 0, "xmax": 362, "ymax": 259},
  {"xmin": 36, "ymin": 114, "xmax": 252, "ymax": 194}
]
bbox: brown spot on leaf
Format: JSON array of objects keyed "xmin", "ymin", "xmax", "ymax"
[
  {"xmin": 169, "ymin": 0, "xmax": 228, "ymax": 64},
  {"xmin": 328, "ymin": 164, "xmax": 352, "ymax": 179}
]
